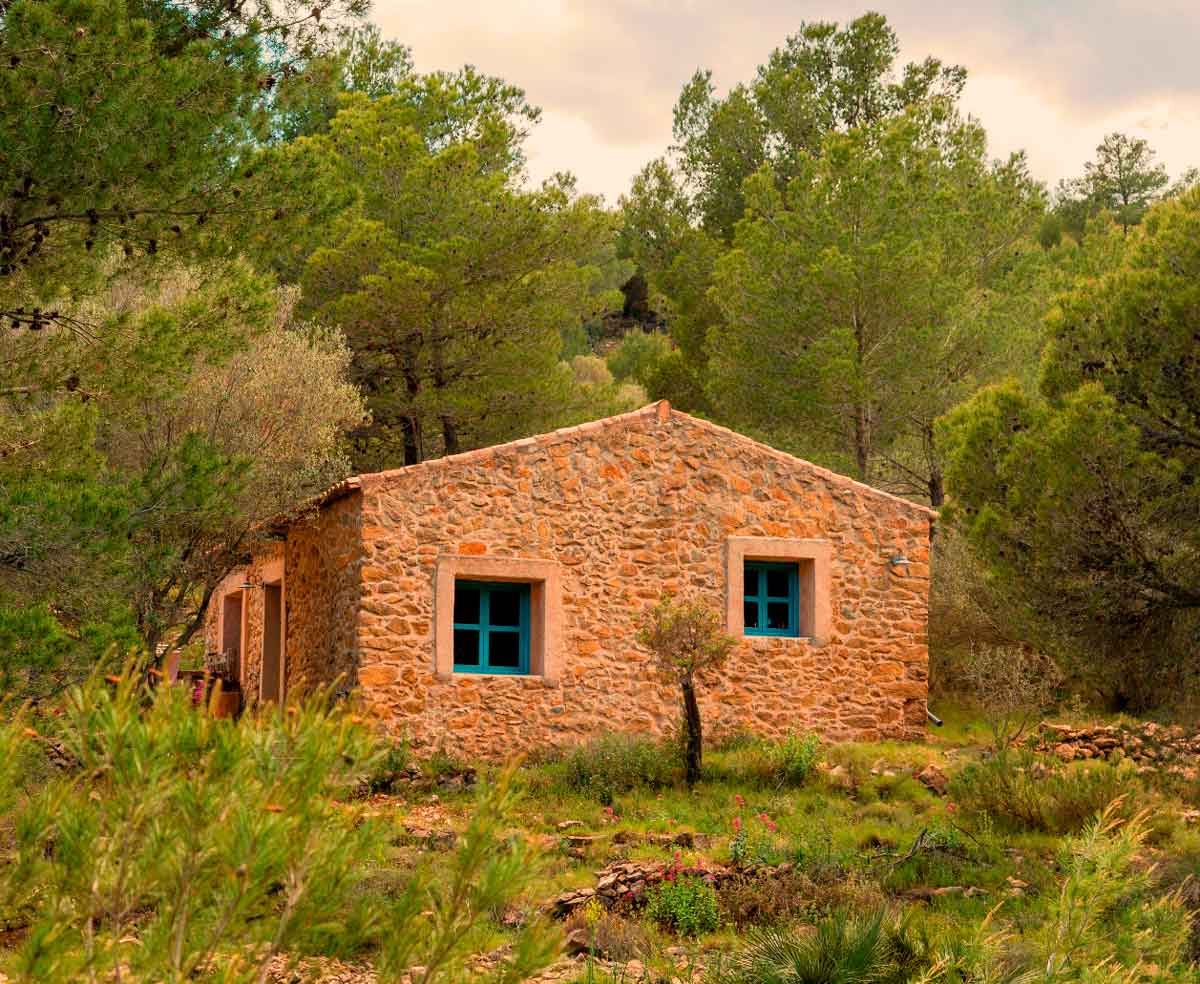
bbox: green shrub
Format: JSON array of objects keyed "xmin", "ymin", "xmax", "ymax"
[
  {"xmin": 713, "ymin": 909, "xmax": 925, "ymax": 984},
  {"xmin": 364, "ymin": 739, "xmax": 412, "ymax": 794},
  {"xmin": 950, "ymin": 751, "xmax": 1139, "ymax": 834},
  {"xmin": 768, "ymin": 732, "xmax": 821, "ymax": 787},
  {"xmin": 646, "ymin": 875, "xmax": 720, "ymax": 937},
  {"xmin": 563, "ymin": 899, "xmax": 649, "ymax": 961},
  {"xmin": 0, "ymin": 667, "xmax": 558, "ymax": 984},
  {"xmin": 554, "ymin": 733, "xmax": 677, "ymax": 802},
  {"xmin": 1035, "ymin": 803, "xmax": 1193, "ymax": 978}
]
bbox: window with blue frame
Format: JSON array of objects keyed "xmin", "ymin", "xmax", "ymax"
[
  {"xmin": 743, "ymin": 561, "xmax": 799, "ymax": 637},
  {"xmin": 452, "ymin": 580, "xmax": 531, "ymax": 674}
]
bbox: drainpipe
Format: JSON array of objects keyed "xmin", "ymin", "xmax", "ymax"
[{"xmin": 927, "ymin": 707, "xmax": 944, "ymax": 727}]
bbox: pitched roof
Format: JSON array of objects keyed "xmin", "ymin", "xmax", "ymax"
[{"xmin": 300, "ymin": 401, "xmax": 935, "ymax": 519}]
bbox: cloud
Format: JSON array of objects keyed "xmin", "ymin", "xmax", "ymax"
[{"xmin": 369, "ymin": 0, "xmax": 1200, "ymax": 201}]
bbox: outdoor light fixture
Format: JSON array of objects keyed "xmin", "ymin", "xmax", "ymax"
[
  {"xmin": 888, "ymin": 554, "xmax": 911, "ymax": 570},
  {"xmin": 240, "ymin": 576, "xmax": 262, "ymax": 590}
]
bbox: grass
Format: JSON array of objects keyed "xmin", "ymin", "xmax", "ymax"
[
  {"xmin": 5, "ymin": 701, "xmax": 1196, "ymax": 981},
  {"xmin": 338, "ymin": 706, "xmax": 1198, "ymax": 981}
]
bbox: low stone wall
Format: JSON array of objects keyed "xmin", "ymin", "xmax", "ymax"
[{"xmin": 1038, "ymin": 722, "xmax": 1200, "ymax": 779}]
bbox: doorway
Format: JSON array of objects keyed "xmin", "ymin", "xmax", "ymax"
[
  {"xmin": 221, "ymin": 592, "xmax": 243, "ymax": 683},
  {"xmin": 261, "ymin": 582, "xmax": 284, "ymax": 703}
]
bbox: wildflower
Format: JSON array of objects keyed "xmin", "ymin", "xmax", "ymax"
[
  {"xmin": 734, "ymin": 793, "xmax": 745, "ymax": 807},
  {"xmin": 946, "ymin": 801, "xmax": 957, "ymax": 814},
  {"xmin": 732, "ymin": 815, "xmax": 742, "ymax": 832}
]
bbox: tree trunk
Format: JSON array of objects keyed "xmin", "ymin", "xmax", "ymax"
[
  {"xmin": 681, "ymin": 678, "xmax": 703, "ymax": 787},
  {"xmin": 851, "ymin": 309, "xmax": 870, "ymax": 481},
  {"xmin": 928, "ymin": 466, "xmax": 944, "ymax": 509},
  {"xmin": 441, "ymin": 416, "xmax": 459, "ymax": 455},
  {"xmin": 853, "ymin": 404, "xmax": 870, "ymax": 481},
  {"xmin": 401, "ymin": 416, "xmax": 420, "ymax": 466}
]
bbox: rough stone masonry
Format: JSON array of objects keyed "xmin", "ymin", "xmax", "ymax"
[{"xmin": 206, "ymin": 402, "xmax": 934, "ymax": 757}]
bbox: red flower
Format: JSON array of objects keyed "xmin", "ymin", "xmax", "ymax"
[
  {"xmin": 732, "ymin": 816, "xmax": 743, "ymax": 832},
  {"xmin": 734, "ymin": 794, "xmax": 745, "ymax": 807}
]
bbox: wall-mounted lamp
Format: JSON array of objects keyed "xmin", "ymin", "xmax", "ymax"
[
  {"xmin": 240, "ymin": 576, "xmax": 262, "ymax": 591},
  {"xmin": 888, "ymin": 554, "xmax": 911, "ymax": 571}
]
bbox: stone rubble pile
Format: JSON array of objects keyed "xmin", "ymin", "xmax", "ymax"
[
  {"xmin": 549, "ymin": 857, "xmax": 798, "ymax": 918},
  {"xmin": 1038, "ymin": 722, "xmax": 1200, "ymax": 778}
]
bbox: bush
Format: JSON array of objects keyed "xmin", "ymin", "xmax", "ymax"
[
  {"xmin": 0, "ymin": 668, "xmax": 559, "ymax": 984},
  {"xmin": 554, "ymin": 733, "xmax": 677, "ymax": 803},
  {"xmin": 768, "ymin": 732, "xmax": 821, "ymax": 787},
  {"xmin": 646, "ymin": 875, "xmax": 720, "ymax": 937},
  {"xmin": 563, "ymin": 899, "xmax": 649, "ymax": 961},
  {"xmin": 718, "ymin": 870, "xmax": 815, "ymax": 930},
  {"xmin": 1034, "ymin": 803, "xmax": 1193, "ymax": 978},
  {"xmin": 363, "ymin": 739, "xmax": 412, "ymax": 794},
  {"xmin": 712, "ymin": 909, "xmax": 930, "ymax": 984},
  {"xmin": 950, "ymin": 751, "xmax": 1140, "ymax": 834}
]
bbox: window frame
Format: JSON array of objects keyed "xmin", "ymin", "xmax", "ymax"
[
  {"xmin": 433, "ymin": 555, "xmax": 562, "ymax": 681},
  {"xmin": 725, "ymin": 537, "xmax": 832, "ymax": 643},
  {"xmin": 451, "ymin": 580, "xmax": 532, "ymax": 675},
  {"xmin": 742, "ymin": 560, "xmax": 800, "ymax": 637}
]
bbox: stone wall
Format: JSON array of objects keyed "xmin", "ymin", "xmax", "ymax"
[
  {"xmin": 351, "ymin": 404, "xmax": 932, "ymax": 757},
  {"xmin": 283, "ymin": 493, "xmax": 364, "ymax": 697}
]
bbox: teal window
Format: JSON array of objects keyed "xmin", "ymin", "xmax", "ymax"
[
  {"xmin": 452, "ymin": 580, "xmax": 531, "ymax": 674},
  {"xmin": 743, "ymin": 561, "xmax": 799, "ymax": 637}
]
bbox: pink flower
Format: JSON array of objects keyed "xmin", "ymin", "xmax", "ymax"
[
  {"xmin": 732, "ymin": 816, "xmax": 743, "ymax": 832},
  {"xmin": 734, "ymin": 794, "xmax": 745, "ymax": 808},
  {"xmin": 946, "ymin": 802, "xmax": 957, "ymax": 814},
  {"xmin": 766, "ymin": 820, "xmax": 778, "ymax": 833}
]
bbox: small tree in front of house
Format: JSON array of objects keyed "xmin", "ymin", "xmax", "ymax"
[{"xmin": 638, "ymin": 595, "xmax": 737, "ymax": 786}]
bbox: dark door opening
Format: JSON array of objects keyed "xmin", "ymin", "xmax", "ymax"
[
  {"xmin": 221, "ymin": 592, "xmax": 243, "ymax": 683},
  {"xmin": 261, "ymin": 583, "xmax": 283, "ymax": 703}
]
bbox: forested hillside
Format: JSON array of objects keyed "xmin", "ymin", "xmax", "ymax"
[{"xmin": 1, "ymin": 4, "xmax": 1197, "ymax": 708}]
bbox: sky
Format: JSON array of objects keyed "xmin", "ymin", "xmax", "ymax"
[{"xmin": 370, "ymin": 1, "xmax": 1200, "ymax": 204}]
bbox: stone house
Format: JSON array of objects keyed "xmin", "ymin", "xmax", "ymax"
[{"xmin": 204, "ymin": 402, "xmax": 934, "ymax": 756}]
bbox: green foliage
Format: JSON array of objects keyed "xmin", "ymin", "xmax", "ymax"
[
  {"xmin": 1035, "ymin": 804, "xmax": 1193, "ymax": 980},
  {"xmin": 645, "ymin": 875, "xmax": 720, "ymax": 937},
  {"xmin": 708, "ymin": 102, "xmax": 1042, "ymax": 501},
  {"xmin": 0, "ymin": 264, "xmax": 365, "ymax": 662},
  {"xmin": 0, "ymin": 0, "xmax": 363, "ymax": 332},
  {"xmin": 605, "ymin": 331, "xmax": 673, "ymax": 389},
  {"xmin": 0, "ymin": 603, "xmax": 73, "ymax": 695},
  {"xmin": 939, "ymin": 189, "xmax": 1200, "ymax": 706},
  {"xmin": 364, "ymin": 739, "xmax": 413, "ymax": 794},
  {"xmin": 0, "ymin": 668, "xmax": 384, "ymax": 980},
  {"xmin": 0, "ymin": 669, "xmax": 557, "ymax": 983},
  {"xmin": 298, "ymin": 90, "xmax": 623, "ymax": 468},
  {"xmin": 671, "ymin": 13, "xmax": 966, "ymax": 241},
  {"xmin": 713, "ymin": 910, "xmax": 903, "ymax": 984},
  {"xmin": 638, "ymin": 595, "xmax": 737, "ymax": 786},
  {"xmin": 554, "ymin": 733, "xmax": 677, "ymax": 803},
  {"xmin": 1084, "ymin": 133, "xmax": 1170, "ymax": 233},
  {"xmin": 949, "ymin": 753, "xmax": 1139, "ymax": 835},
  {"xmin": 767, "ymin": 732, "xmax": 822, "ymax": 788}
]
